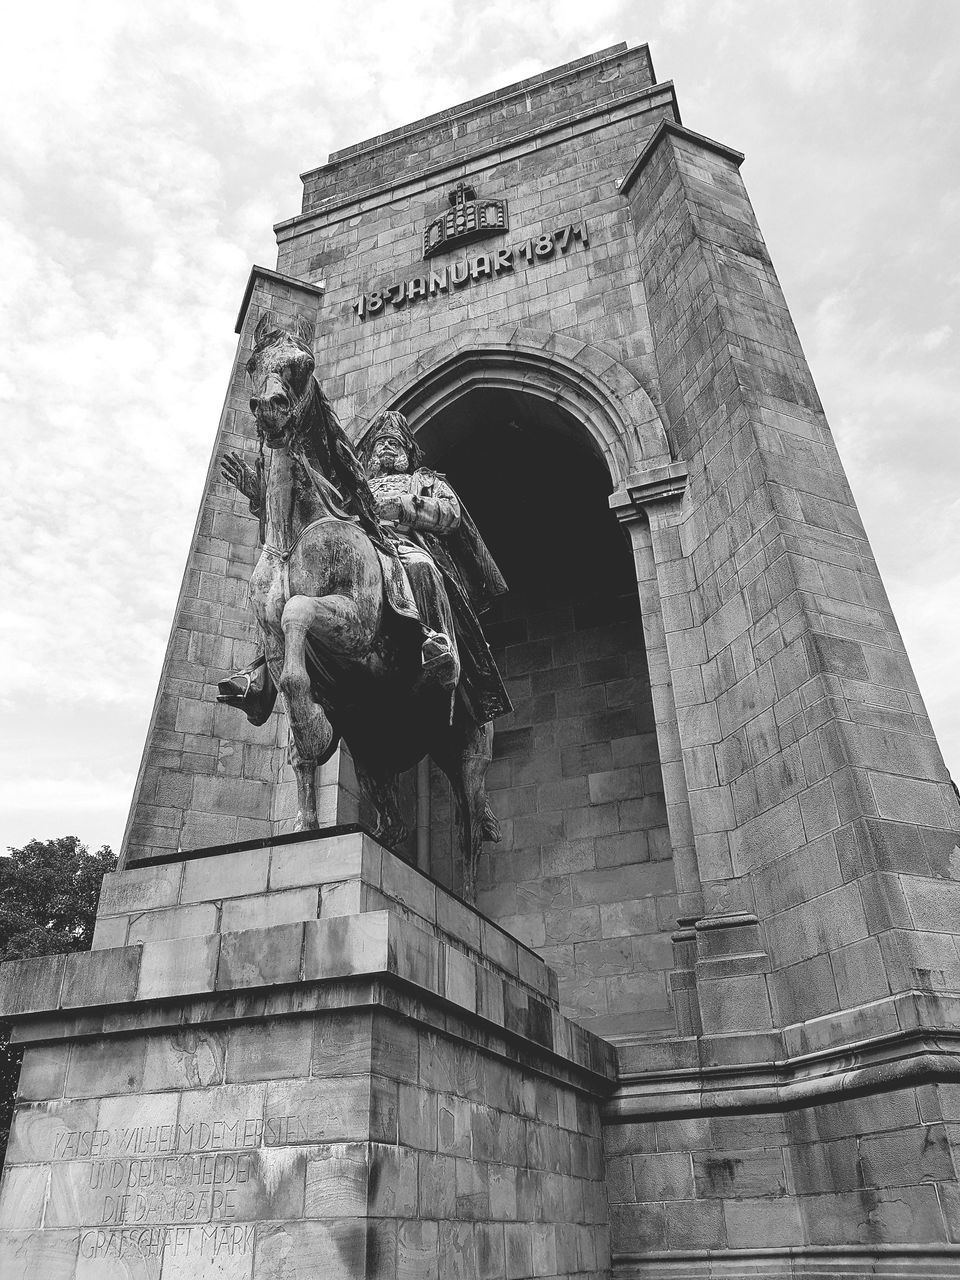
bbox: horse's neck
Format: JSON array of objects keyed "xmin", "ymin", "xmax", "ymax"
[{"xmin": 264, "ymin": 448, "xmax": 298, "ymax": 552}]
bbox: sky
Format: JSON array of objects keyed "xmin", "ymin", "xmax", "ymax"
[{"xmin": 0, "ymin": 0, "xmax": 957, "ymax": 855}]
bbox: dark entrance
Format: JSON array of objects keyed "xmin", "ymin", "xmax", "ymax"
[{"xmin": 417, "ymin": 388, "xmax": 677, "ymax": 1040}]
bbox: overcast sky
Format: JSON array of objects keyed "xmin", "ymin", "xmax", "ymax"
[{"xmin": 1, "ymin": 0, "xmax": 957, "ymax": 854}]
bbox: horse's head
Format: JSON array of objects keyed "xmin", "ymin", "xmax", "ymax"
[{"xmin": 246, "ymin": 314, "xmax": 317, "ymax": 448}]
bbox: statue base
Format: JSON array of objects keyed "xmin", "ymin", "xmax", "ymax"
[{"xmin": 0, "ymin": 830, "xmax": 616, "ymax": 1278}]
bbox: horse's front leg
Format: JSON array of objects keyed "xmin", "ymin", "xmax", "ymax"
[{"xmin": 279, "ymin": 593, "xmax": 375, "ymax": 831}]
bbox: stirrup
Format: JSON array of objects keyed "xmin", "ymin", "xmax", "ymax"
[{"xmin": 419, "ymin": 634, "xmax": 459, "ymax": 690}]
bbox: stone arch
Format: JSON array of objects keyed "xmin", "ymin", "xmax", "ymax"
[{"xmin": 346, "ymin": 327, "xmax": 672, "ymax": 487}]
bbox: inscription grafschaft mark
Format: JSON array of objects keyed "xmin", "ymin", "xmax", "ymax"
[{"xmin": 79, "ymin": 1224, "xmax": 255, "ymax": 1260}]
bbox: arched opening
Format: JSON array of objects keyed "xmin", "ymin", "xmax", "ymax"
[{"xmin": 415, "ymin": 386, "xmax": 678, "ymax": 1041}]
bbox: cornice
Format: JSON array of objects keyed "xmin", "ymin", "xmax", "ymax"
[
  {"xmin": 604, "ymin": 1020, "xmax": 960, "ymax": 1122},
  {"xmin": 275, "ymin": 82, "xmax": 680, "ymax": 242},
  {"xmin": 234, "ymin": 265, "xmax": 326, "ymax": 335},
  {"xmin": 620, "ymin": 118, "xmax": 745, "ymax": 198}
]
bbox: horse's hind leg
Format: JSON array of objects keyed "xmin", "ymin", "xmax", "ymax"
[
  {"xmin": 434, "ymin": 720, "xmax": 498, "ymax": 903},
  {"xmin": 353, "ymin": 759, "xmax": 407, "ymax": 853}
]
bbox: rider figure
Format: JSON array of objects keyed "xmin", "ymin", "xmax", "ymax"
[
  {"xmin": 361, "ymin": 415, "xmax": 462, "ymax": 689},
  {"xmin": 357, "ymin": 411, "xmax": 511, "ymax": 724},
  {"xmin": 220, "ymin": 410, "xmax": 511, "ymax": 725}
]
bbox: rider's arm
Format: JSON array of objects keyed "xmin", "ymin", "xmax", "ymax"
[{"xmin": 397, "ymin": 474, "xmax": 461, "ymax": 534}]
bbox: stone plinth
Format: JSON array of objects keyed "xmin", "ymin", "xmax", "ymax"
[{"xmin": 0, "ymin": 831, "xmax": 616, "ymax": 1279}]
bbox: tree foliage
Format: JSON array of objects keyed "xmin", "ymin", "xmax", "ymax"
[{"xmin": 0, "ymin": 837, "xmax": 116, "ymax": 1166}]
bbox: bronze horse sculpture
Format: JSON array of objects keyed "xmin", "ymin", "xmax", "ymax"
[{"xmin": 218, "ymin": 316, "xmax": 503, "ymax": 899}]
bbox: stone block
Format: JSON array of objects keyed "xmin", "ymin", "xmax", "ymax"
[
  {"xmin": 302, "ymin": 913, "xmax": 389, "ymax": 981},
  {"xmin": 126, "ymin": 902, "xmax": 218, "ymax": 944},
  {"xmin": 397, "ymin": 1219, "xmax": 439, "ymax": 1280},
  {"xmin": 311, "ymin": 1010, "xmax": 374, "ymax": 1078},
  {"xmin": 220, "ymin": 886, "xmax": 317, "ymax": 931},
  {"xmin": 0, "ymin": 1228, "xmax": 78, "ymax": 1279},
  {"xmin": 801, "ymin": 1184, "xmax": 946, "ymax": 1245},
  {"xmin": 66, "ymin": 1036, "xmax": 146, "ymax": 1098},
  {"xmin": 436, "ymin": 890, "xmax": 482, "ymax": 951},
  {"xmin": 141, "ymin": 1027, "xmax": 226, "ymax": 1091},
  {"xmin": 137, "ymin": 933, "xmax": 219, "ymax": 1001},
  {"xmin": 180, "ymin": 848, "xmax": 270, "ymax": 904},
  {"xmin": 693, "ymin": 1147, "xmax": 785, "ymax": 1199},
  {"xmin": 217, "ymin": 921, "xmax": 304, "ymax": 990},
  {"xmin": 697, "ymin": 973, "xmax": 772, "ymax": 1032},
  {"xmin": 4, "ymin": 1098, "xmax": 96, "ymax": 1166},
  {"xmin": 226, "ymin": 1017, "xmax": 313, "ymax": 1082},
  {"xmin": 724, "ymin": 1195, "xmax": 803, "ymax": 1247},
  {"xmin": 0, "ymin": 953, "xmax": 65, "ymax": 1017},
  {"xmin": 91, "ymin": 915, "xmax": 129, "ymax": 949},
  {"xmin": 381, "ymin": 852, "xmax": 436, "ymax": 920},
  {"xmin": 418, "ymin": 1151, "xmax": 458, "ymax": 1218},
  {"xmin": 61, "ymin": 945, "xmax": 141, "ymax": 1009},
  {"xmin": 255, "ymin": 1219, "xmax": 393, "ymax": 1280},
  {"xmin": 304, "ymin": 1144, "xmax": 369, "ymax": 1216},
  {"xmin": 98, "ymin": 865, "xmax": 182, "ymax": 916},
  {"xmin": 369, "ymin": 1144, "xmax": 419, "ymax": 1216},
  {"xmin": 631, "ymin": 1150, "xmax": 694, "ymax": 1200},
  {"xmin": 270, "ymin": 832, "xmax": 365, "ymax": 887},
  {"xmin": 15, "ymin": 1044, "xmax": 69, "ymax": 1101},
  {"xmin": 859, "ymin": 1123, "xmax": 955, "ymax": 1188}
]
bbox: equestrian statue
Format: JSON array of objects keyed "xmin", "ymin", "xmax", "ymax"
[{"xmin": 216, "ymin": 314, "xmax": 510, "ymax": 899}]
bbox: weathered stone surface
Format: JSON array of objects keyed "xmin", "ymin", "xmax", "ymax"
[{"xmin": 8, "ymin": 36, "xmax": 960, "ymax": 1279}]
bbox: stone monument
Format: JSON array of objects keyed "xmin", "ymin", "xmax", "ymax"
[{"xmin": 3, "ymin": 41, "xmax": 960, "ymax": 1280}]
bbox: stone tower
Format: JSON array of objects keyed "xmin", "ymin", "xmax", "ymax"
[{"xmin": 2, "ymin": 42, "xmax": 960, "ymax": 1279}]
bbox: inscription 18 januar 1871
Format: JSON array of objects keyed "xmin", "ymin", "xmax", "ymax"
[{"xmin": 352, "ymin": 220, "xmax": 589, "ymax": 319}]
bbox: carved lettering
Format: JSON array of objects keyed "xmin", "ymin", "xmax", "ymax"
[
  {"xmin": 353, "ymin": 220, "xmax": 590, "ymax": 319},
  {"xmin": 78, "ymin": 1223, "xmax": 255, "ymax": 1260}
]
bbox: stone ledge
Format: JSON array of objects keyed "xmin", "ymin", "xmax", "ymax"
[
  {"xmin": 321, "ymin": 43, "xmax": 638, "ymax": 167},
  {"xmin": 612, "ymin": 1243, "xmax": 960, "ymax": 1278},
  {"xmin": 0, "ymin": 913, "xmax": 615, "ymax": 1088},
  {"xmin": 277, "ymin": 82, "xmax": 680, "ymax": 236},
  {"xmin": 604, "ymin": 1024, "xmax": 960, "ymax": 1123},
  {"xmin": 96, "ymin": 832, "xmax": 560, "ymax": 1005}
]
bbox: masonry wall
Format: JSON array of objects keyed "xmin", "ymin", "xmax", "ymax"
[
  {"xmin": 605, "ymin": 1081, "xmax": 960, "ymax": 1257},
  {"xmin": 274, "ymin": 44, "xmax": 675, "ymax": 430},
  {"xmin": 470, "ymin": 586, "xmax": 676, "ymax": 1042},
  {"xmin": 624, "ymin": 124, "xmax": 960, "ymax": 1036}
]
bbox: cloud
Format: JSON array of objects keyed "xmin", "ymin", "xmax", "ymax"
[{"xmin": 1, "ymin": 0, "xmax": 958, "ymax": 853}]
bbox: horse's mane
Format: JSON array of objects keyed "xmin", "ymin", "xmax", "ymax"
[{"xmin": 302, "ymin": 379, "xmax": 386, "ymax": 545}]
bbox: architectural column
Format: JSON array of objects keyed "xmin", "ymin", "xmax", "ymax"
[{"xmin": 622, "ymin": 119, "xmax": 960, "ymax": 1045}]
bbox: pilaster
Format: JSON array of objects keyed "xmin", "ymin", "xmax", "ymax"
[{"xmin": 623, "ymin": 120, "xmax": 960, "ymax": 1041}]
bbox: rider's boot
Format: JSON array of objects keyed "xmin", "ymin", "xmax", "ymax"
[
  {"xmin": 217, "ymin": 654, "xmax": 277, "ymax": 726},
  {"xmin": 419, "ymin": 629, "xmax": 460, "ymax": 690}
]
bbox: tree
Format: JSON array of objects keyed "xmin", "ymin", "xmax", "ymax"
[{"xmin": 0, "ymin": 837, "xmax": 116, "ymax": 1166}]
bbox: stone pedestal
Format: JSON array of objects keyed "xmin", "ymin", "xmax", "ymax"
[{"xmin": 0, "ymin": 831, "xmax": 615, "ymax": 1278}]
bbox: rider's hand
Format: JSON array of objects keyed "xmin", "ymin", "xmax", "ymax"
[
  {"xmin": 221, "ymin": 451, "xmax": 259, "ymax": 503},
  {"xmin": 375, "ymin": 496, "xmax": 402, "ymax": 522}
]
